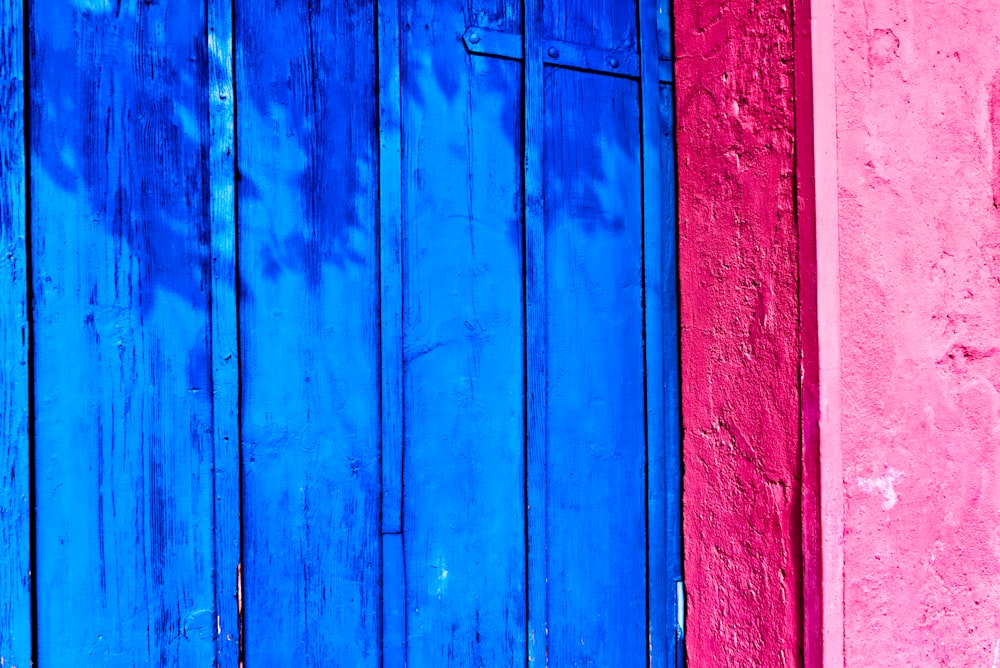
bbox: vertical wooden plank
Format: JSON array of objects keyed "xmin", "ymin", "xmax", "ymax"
[
  {"xmin": 0, "ymin": 0, "xmax": 31, "ymax": 664},
  {"xmin": 640, "ymin": 0, "xmax": 668, "ymax": 660},
  {"xmin": 381, "ymin": 532, "xmax": 406, "ymax": 666},
  {"xmin": 523, "ymin": 0, "xmax": 547, "ymax": 664},
  {"xmin": 640, "ymin": 0, "xmax": 682, "ymax": 663},
  {"xmin": 399, "ymin": 0, "xmax": 525, "ymax": 663},
  {"xmin": 537, "ymin": 3, "xmax": 648, "ymax": 666},
  {"xmin": 656, "ymin": 0, "xmax": 672, "ymax": 61},
  {"xmin": 542, "ymin": 66, "xmax": 647, "ymax": 667},
  {"xmin": 378, "ymin": 0, "xmax": 405, "ymax": 660},
  {"xmin": 540, "ymin": 0, "xmax": 647, "ymax": 658},
  {"xmin": 655, "ymin": 3, "xmax": 683, "ymax": 660},
  {"xmin": 235, "ymin": 1, "xmax": 381, "ymax": 663},
  {"xmin": 30, "ymin": 2, "xmax": 218, "ymax": 664},
  {"xmin": 378, "ymin": 0, "xmax": 403, "ymax": 540},
  {"xmin": 660, "ymin": 84, "xmax": 685, "ymax": 668},
  {"xmin": 208, "ymin": 0, "xmax": 241, "ymax": 663}
]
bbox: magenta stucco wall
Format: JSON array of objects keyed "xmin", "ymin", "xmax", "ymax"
[
  {"xmin": 674, "ymin": 0, "xmax": 811, "ymax": 664},
  {"xmin": 833, "ymin": 0, "xmax": 1000, "ymax": 664}
]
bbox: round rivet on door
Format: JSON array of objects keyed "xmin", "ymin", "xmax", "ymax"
[
  {"xmin": 467, "ymin": 32, "xmax": 481, "ymax": 44},
  {"xmin": 547, "ymin": 46, "xmax": 559, "ymax": 58},
  {"xmin": 608, "ymin": 57, "xmax": 620, "ymax": 69}
]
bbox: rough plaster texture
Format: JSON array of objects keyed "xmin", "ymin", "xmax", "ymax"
[
  {"xmin": 834, "ymin": 0, "xmax": 1000, "ymax": 665},
  {"xmin": 674, "ymin": 1, "xmax": 805, "ymax": 665}
]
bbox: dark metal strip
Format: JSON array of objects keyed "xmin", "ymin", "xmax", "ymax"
[{"xmin": 463, "ymin": 25, "xmax": 673, "ymax": 83}]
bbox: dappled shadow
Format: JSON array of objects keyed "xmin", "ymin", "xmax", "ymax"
[
  {"xmin": 29, "ymin": 0, "xmax": 642, "ymax": 316},
  {"xmin": 31, "ymin": 2, "xmax": 214, "ymax": 312},
  {"xmin": 26, "ymin": 0, "xmax": 651, "ymax": 662}
]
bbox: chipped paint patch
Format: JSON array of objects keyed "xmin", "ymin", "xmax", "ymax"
[{"xmin": 857, "ymin": 468, "xmax": 903, "ymax": 510}]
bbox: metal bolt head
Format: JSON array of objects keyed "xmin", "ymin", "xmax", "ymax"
[
  {"xmin": 467, "ymin": 32, "xmax": 481, "ymax": 44},
  {"xmin": 608, "ymin": 57, "xmax": 620, "ymax": 69},
  {"xmin": 547, "ymin": 46, "xmax": 559, "ymax": 58}
]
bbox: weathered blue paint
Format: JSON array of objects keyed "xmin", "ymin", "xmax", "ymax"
[
  {"xmin": 30, "ymin": 2, "xmax": 218, "ymax": 664},
  {"xmin": 378, "ymin": 0, "xmax": 404, "ymax": 540},
  {"xmin": 398, "ymin": 0, "xmax": 526, "ymax": 664},
  {"xmin": 661, "ymin": 85, "xmax": 686, "ymax": 668},
  {"xmin": 378, "ymin": 0, "xmax": 407, "ymax": 660},
  {"xmin": 235, "ymin": 1, "xmax": 381, "ymax": 664},
  {"xmin": 382, "ymin": 532, "xmax": 407, "ymax": 665},
  {"xmin": 4, "ymin": 0, "xmax": 681, "ymax": 664},
  {"xmin": 524, "ymin": 0, "xmax": 548, "ymax": 665},
  {"xmin": 544, "ymin": 66, "xmax": 647, "ymax": 666},
  {"xmin": 0, "ymin": 1, "xmax": 30, "ymax": 665},
  {"xmin": 207, "ymin": 0, "xmax": 241, "ymax": 662},
  {"xmin": 641, "ymin": 0, "xmax": 685, "ymax": 664}
]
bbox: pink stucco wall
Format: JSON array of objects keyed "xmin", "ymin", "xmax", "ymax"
[
  {"xmin": 674, "ymin": 0, "xmax": 1000, "ymax": 664},
  {"xmin": 833, "ymin": 0, "xmax": 1000, "ymax": 664}
]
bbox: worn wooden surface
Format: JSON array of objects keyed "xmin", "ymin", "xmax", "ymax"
[
  {"xmin": 30, "ymin": 2, "xmax": 218, "ymax": 664},
  {"xmin": 399, "ymin": 0, "xmax": 526, "ymax": 663},
  {"xmin": 4, "ymin": 0, "xmax": 681, "ymax": 663},
  {"xmin": 523, "ymin": 0, "xmax": 547, "ymax": 663},
  {"xmin": 543, "ymin": 67, "xmax": 647, "ymax": 668},
  {"xmin": 0, "ymin": 0, "xmax": 30, "ymax": 665},
  {"xmin": 236, "ymin": 1, "xmax": 381, "ymax": 664},
  {"xmin": 208, "ymin": 0, "xmax": 241, "ymax": 662},
  {"xmin": 641, "ymin": 0, "xmax": 684, "ymax": 664},
  {"xmin": 378, "ymin": 0, "xmax": 406, "ymax": 663}
]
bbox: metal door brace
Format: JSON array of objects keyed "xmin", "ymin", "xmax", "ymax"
[{"xmin": 462, "ymin": 26, "xmax": 673, "ymax": 84}]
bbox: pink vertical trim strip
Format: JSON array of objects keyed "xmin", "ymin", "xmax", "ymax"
[
  {"xmin": 795, "ymin": 0, "xmax": 823, "ymax": 664},
  {"xmin": 809, "ymin": 0, "xmax": 845, "ymax": 665}
]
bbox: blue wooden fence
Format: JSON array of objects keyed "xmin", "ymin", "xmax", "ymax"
[{"xmin": 0, "ymin": 0, "xmax": 682, "ymax": 664}]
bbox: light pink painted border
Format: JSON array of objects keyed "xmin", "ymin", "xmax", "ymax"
[
  {"xmin": 796, "ymin": 0, "xmax": 842, "ymax": 663},
  {"xmin": 809, "ymin": 0, "xmax": 845, "ymax": 665}
]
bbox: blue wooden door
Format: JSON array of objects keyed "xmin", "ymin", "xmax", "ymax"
[
  {"xmin": 387, "ymin": 0, "xmax": 683, "ymax": 665},
  {"xmin": 0, "ymin": 0, "xmax": 680, "ymax": 665}
]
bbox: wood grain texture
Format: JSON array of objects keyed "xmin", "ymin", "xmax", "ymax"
[
  {"xmin": 207, "ymin": 0, "xmax": 241, "ymax": 663},
  {"xmin": 378, "ymin": 0, "xmax": 404, "ymax": 538},
  {"xmin": 399, "ymin": 0, "xmax": 525, "ymax": 663},
  {"xmin": 640, "ymin": 0, "xmax": 669, "ymax": 658},
  {"xmin": 235, "ymin": 1, "xmax": 381, "ymax": 664},
  {"xmin": 381, "ymin": 532, "xmax": 406, "ymax": 666},
  {"xmin": 12, "ymin": 0, "xmax": 683, "ymax": 662},
  {"xmin": 523, "ymin": 0, "xmax": 547, "ymax": 664},
  {"xmin": 659, "ymin": 83, "xmax": 685, "ymax": 668},
  {"xmin": 542, "ymin": 65, "xmax": 647, "ymax": 668},
  {"xmin": 0, "ymin": 0, "xmax": 30, "ymax": 665},
  {"xmin": 544, "ymin": 0, "xmax": 636, "ymax": 50},
  {"xmin": 30, "ymin": 2, "xmax": 218, "ymax": 664},
  {"xmin": 640, "ymin": 0, "xmax": 684, "ymax": 664},
  {"xmin": 378, "ymin": 0, "xmax": 406, "ymax": 662}
]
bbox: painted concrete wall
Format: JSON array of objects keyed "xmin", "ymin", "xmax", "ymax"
[
  {"xmin": 674, "ymin": 1, "xmax": 807, "ymax": 665},
  {"xmin": 833, "ymin": 0, "xmax": 1000, "ymax": 664}
]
